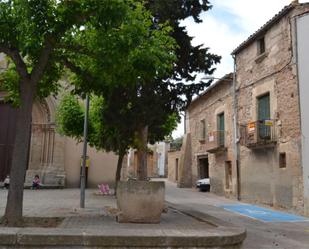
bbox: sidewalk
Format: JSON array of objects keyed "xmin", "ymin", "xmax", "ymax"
[{"xmin": 0, "ymin": 188, "xmax": 245, "ymax": 249}]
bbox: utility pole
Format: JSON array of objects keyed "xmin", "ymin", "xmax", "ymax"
[{"xmin": 80, "ymin": 94, "xmax": 90, "ymax": 208}]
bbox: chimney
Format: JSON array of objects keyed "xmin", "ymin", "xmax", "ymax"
[{"xmin": 291, "ymin": 0, "xmax": 299, "ymax": 5}]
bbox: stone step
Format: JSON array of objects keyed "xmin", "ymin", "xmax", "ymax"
[{"xmin": 0, "ymin": 226, "xmax": 245, "ymax": 249}]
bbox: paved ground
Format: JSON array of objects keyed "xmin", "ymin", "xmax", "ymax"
[
  {"xmin": 0, "ymin": 186, "xmax": 244, "ymax": 248},
  {"xmin": 0, "ymin": 188, "xmax": 214, "ymax": 230},
  {"xmin": 164, "ymin": 180, "xmax": 309, "ymax": 249},
  {"xmin": 0, "ymin": 180, "xmax": 308, "ymax": 248}
]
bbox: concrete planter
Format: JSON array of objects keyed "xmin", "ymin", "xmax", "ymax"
[{"xmin": 116, "ymin": 180, "xmax": 165, "ymax": 223}]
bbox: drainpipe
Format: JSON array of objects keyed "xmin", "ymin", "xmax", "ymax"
[{"xmin": 232, "ymin": 55, "xmax": 241, "ymax": 201}]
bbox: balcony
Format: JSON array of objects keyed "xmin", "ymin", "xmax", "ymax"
[
  {"xmin": 205, "ymin": 131, "xmax": 226, "ymax": 153},
  {"xmin": 240, "ymin": 120, "xmax": 277, "ymax": 149}
]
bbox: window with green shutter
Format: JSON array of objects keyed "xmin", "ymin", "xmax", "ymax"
[
  {"xmin": 217, "ymin": 113, "xmax": 225, "ymax": 146},
  {"xmin": 257, "ymin": 93, "xmax": 270, "ymax": 139},
  {"xmin": 258, "ymin": 93, "xmax": 270, "ymax": 120}
]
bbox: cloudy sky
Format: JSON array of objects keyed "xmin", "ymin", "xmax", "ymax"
[{"xmin": 172, "ymin": 0, "xmax": 304, "ymax": 138}]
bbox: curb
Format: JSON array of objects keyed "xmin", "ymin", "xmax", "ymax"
[
  {"xmin": 0, "ymin": 203, "xmax": 246, "ymax": 248},
  {"xmin": 0, "ymin": 226, "xmax": 245, "ymax": 248}
]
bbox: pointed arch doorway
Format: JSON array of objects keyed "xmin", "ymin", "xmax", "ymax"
[{"xmin": 0, "ymin": 95, "xmax": 65, "ymax": 186}]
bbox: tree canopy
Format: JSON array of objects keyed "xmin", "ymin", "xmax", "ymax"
[
  {"xmin": 145, "ymin": 0, "xmax": 221, "ymax": 106},
  {"xmin": 0, "ymin": 0, "xmax": 176, "ymax": 225},
  {"xmin": 57, "ymin": 0, "xmax": 222, "ymax": 182},
  {"xmin": 0, "ymin": 0, "xmax": 221, "ymax": 225}
]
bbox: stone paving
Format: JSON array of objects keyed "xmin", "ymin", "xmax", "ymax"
[
  {"xmin": 0, "ymin": 187, "xmax": 245, "ymax": 248},
  {"xmin": 0, "ymin": 189, "xmax": 215, "ymax": 230}
]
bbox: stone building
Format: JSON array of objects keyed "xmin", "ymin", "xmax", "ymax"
[
  {"xmin": 233, "ymin": 1, "xmax": 309, "ymax": 214},
  {"xmin": 184, "ymin": 1, "xmax": 309, "ymax": 215},
  {"xmin": 0, "ymin": 55, "xmax": 120, "ymax": 188},
  {"xmin": 185, "ymin": 74, "xmax": 235, "ymax": 196}
]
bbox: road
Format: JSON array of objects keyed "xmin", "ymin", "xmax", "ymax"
[{"xmin": 164, "ymin": 180, "xmax": 309, "ymax": 249}]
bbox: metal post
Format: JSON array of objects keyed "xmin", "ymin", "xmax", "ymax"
[{"xmin": 80, "ymin": 94, "xmax": 89, "ymax": 208}]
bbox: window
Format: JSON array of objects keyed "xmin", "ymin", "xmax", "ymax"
[
  {"xmin": 200, "ymin": 119, "xmax": 206, "ymax": 140},
  {"xmin": 257, "ymin": 37, "xmax": 265, "ymax": 55},
  {"xmin": 258, "ymin": 93, "xmax": 270, "ymax": 120},
  {"xmin": 217, "ymin": 113, "xmax": 225, "ymax": 145},
  {"xmin": 257, "ymin": 93, "xmax": 270, "ymax": 139},
  {"xmin": 279, "ymin": 153, "xmax": 287, "ymax": 168}
]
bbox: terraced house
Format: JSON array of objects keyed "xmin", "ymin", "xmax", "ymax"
[{"xmin": 180, "ymin": 1, "xmax": 309, "ymax": 215}]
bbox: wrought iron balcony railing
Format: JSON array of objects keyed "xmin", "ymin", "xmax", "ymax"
[
  {"xmin": 205, "ymin": 131, "xmax": 226, "ymax": 153},
  {"xmin": 240, "ymin": 120, "xmax": 277, "ymax": 148}
]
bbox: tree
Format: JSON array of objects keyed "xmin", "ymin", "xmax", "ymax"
[
  {"xmin": 56, "ymin": 1, "xmax": 221, "ymax": 183},
  {"xmin": 57, "ymin": 3, "xmax": 177, "ymax": 182},
  {"xmin": 57, "ymin": 1, "xmax": 221, "ymax": 185},
  {"xmin": 145, "ymin": 0, "xmax": 221, "ymax": 104},
  {"xmin": 56, "ymin": 94, "xmax": 135, "ymax": 192},
  {"xmin": 170, "ymin": 136, "xmax": 184, "ymax": 151},
  {"xmin": 0, "ymin": 0, "xmax": 175, "ymax": 226},
  {"xmin": 78, "ymin": 1, "xmax": 222, "ymax": 181},
  {"xmin": 126, "ymin": 0, "xmax": 221, "ymax": 179},
  {"xmin": 56, "ymin": 86, "xmax": 178, "ymax": 191}
]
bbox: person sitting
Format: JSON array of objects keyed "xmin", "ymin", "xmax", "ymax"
[
  {"xmin": 4, "ymin": 175, "xmax": 10, "ymax": 189},
  {"xmin": 32, "ymin": 175, "xmax": 41, "ymax": 189}
]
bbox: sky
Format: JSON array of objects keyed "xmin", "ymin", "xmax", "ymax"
[{"xmin": 172, "ymin": 0, "xmax": 305, "ymax": 138}]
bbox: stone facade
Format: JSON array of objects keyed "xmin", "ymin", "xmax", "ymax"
[
  {"xmin": 186, "ymin": 76, "xmax": 235, "ymax": 197},
  {"xmin": 234, "ymin": 3, "xmax": 309, "ymax": 214},
  {"xmin": 25, "ymin": 97, "xmax": 66, "ymax": 187},
  {"xmin": 184, "ymin": 2, "xmax": 309, "ymax": 215}
]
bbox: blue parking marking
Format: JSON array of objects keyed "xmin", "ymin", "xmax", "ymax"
[{"xmin": 220, "ymin": 204, "xmax": 309, "ymax": 222}]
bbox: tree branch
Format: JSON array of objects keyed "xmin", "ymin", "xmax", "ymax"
[
  {"xmin": 62, "ymin": 58, "xmax": 94, "ymax": 83},
  {"xmin": 56, "ymin": 44, "xmax": 95, "ymax": 57},
  {"xmin": 30, "ymin": 39, "xmax": 54, "ymax": 85},
  {"xmin": 0, "ymin": 44, "xmax": 29, "ymax": 80}
]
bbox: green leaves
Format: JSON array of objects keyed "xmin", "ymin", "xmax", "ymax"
[
  {"xmin": 55, "ymin": 94, "xmax": 84, "ymax": 141},
  {"xmin": 1, "ymin": 0, "xmax": 219, "ymax": 160},
  {"xmin": 62, "ymin": 0, "xmax": 176, "ymax": 95},
  {"xmin": 0, "ymin": 61, "xmax": 20, "ymax": 106}
]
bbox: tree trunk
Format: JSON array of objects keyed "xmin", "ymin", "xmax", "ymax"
[
  {"xmin": 115, "ymin": 148, "xmax": 125, "ymax": 196},
  {"xmin": 4, "ymin": 80, "xmax": 35, "ymax": 226},
  {"xmin": 136, "ymin": 126, "xmax": 148, "ymax": 181}
]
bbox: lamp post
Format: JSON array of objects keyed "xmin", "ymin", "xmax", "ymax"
[{"xmin": 80, "ymin": 94, "xmax": 90, "ymax": 209}]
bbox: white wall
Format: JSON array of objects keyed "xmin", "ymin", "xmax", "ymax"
[{"xmin": 297, "ymin": 13, "xmax": 309, "ymax": 215}]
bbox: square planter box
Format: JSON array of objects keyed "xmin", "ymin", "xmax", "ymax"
[{"xmin": 116, "ymin": 180, "xmax": 165, "ymax": 223}]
